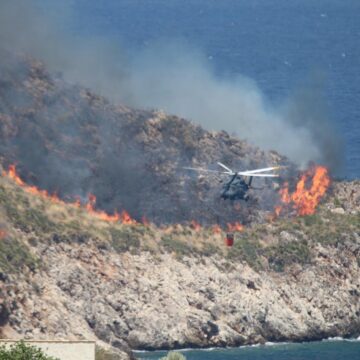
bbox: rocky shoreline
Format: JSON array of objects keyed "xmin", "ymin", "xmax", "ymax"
[
  {"xmin": 133, "ymin": 336, "xmax": 360, "ymax": 355},
  {"xmin": 0, "ymin": 181, "xmax": 359, "ymax": 360},
  {"xmin": 0, "ymin": 53, "xmax": 359, "ymax": 360},
  {"xmin": 2, "ymin": 245, "xmax": 360, "ymax": 359}
]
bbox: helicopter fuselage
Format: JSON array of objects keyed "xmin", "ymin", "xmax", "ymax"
[
  {"xmin": 183, "ymin": 161, "xmax": 280, "ymax": 202},
  {"xmin": 220, "ymin": 174, "xmax": 251, "ymax": 201}
]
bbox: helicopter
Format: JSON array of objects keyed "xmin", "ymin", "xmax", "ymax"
[{"xmin": 184, "ymin": 162, "xmax": 282, "ymax": 201}]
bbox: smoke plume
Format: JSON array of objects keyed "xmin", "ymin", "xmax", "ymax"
[{"xmin": 0, "ymin": 0, "xmax": 343, "ymax": 171}]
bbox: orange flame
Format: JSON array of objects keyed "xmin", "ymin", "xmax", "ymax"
[
  {"xmin": 212, "ymin": 224, "xmax": 222, "ymax": 234},
  {"xmin": 141, "ymin": 216, "xmax": 150, "ymax": 226},
  {"xmin": 227, "ymin": 222, "xmax": 244, "ymax": 232},
  {"xmin": 83, "ymin": 194, "xmax": 123, "ymax": 223},
  {"xmin": 85, "ymin": 193, "xmax": 96, "ymax": 212},
  {"xmin": 3, "ymin": 165, "xmax": 250, "ymax": 232},
  {"xmin": 3, "ymin": 164, "xmax": 138, "ymax": 225},
  {"xmin": 7, "ymin": 164, "xmax": 24, "ymax": 186},
  {"xmin": 6, "ymin": 164, "xmax": 63, "ymax": 202},
  {"xmin": 274, "ymin": 205, "xmax": 282, "ymax": 217},
  {"xmin": 120, "ymin": 210, "xmax": 137, "ymax": 225},
  {"xmin": 190, "ymin": 220, "xmax": 202, "ymax": 232},
  {"xmin": 276, "ymin": 165, "xmax": 330, "ymax": 216}
]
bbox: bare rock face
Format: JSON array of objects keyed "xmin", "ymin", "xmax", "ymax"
[
  {"xmin": 327, "ymin": 181, "xmax": 360, "ymax": 214},
  {"xmin": 1, "ymin": 227, "xmax": 360, "ymax": 356}
]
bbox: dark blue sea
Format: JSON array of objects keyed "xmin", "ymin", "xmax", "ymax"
[
  {"xmin": 36, "ymin": 0, "xmax": 360, "ymax": 179},
  {"xmin": 136, "ymin": 340, "xmax": 360, "ymax": 360}
]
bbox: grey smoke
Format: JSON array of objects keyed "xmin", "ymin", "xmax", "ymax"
[
  {"xmin": 0, "ymin": 0, "xmax": 343, "ymax": 171},
  {"xmin": 125, "ymin": 43, "xmax": 343, "ymax": 170}
]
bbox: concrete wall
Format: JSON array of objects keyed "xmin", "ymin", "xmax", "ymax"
[{"xmin": 0, "ymin": 340, "xmax": 95, "ymax": 360}]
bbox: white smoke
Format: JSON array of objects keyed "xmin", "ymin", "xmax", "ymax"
[
  {"xmin": 0, "ymin": 0, "xmax": 342, "ymax": 171},
  {"xmin": 123, "ymin": 42, "xmax": 323, "ymax": 168}
]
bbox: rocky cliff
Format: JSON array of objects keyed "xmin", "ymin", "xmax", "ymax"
[
  {"xmin": 0, "ymin": 51, "xmax": 359, "ymax": 360},
  {"xmin": 0, "ymin": 170, "xmax": 359, "ymax": 359}
]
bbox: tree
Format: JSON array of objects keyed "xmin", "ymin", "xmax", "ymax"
[{"xmin": 0, "ymin": 341, "xmax": 59, "ymax": 360}]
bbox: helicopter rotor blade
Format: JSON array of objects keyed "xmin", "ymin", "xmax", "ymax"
[
  {"xmin": 238, "ymin": 173, "xmax": 279, "ymax": 177},
  {"xmin": 183, "ymin": 164, "xmax": 284, "ymax": 177},
  {"xmin": 217, "ymin": 162, "xmax": 234, "ymax": 174},
  {"xmin": 183, "ymin": 167, "xmax": 230, "ymax": 174},
  {"xmin": 238, "ymin": 166, "xmax": 285, "ymax": 174}
]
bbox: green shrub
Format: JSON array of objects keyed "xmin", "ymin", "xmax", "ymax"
[
  {"xmin": 110, "ymin": 227, "xmax": 141, "ymax": 253},
  {"xmin": 264, "ymin": 240, "xmax": 311, "ymax": 272},
  {"xmin": 303, "ymin": 214, "xmax": 322, "ymax": 227},
  {"xmin": 0, "ymin": 236, "xmax": 39, "ymax": 273},
  {"xmin": 160, "ymin": 235, "xmax": 193, "ymax": 257},
  {"xmin": 0, "ymin": 340, "xmax": 59, "ymax": 359},
  {"xmin": 51, "ymin": 229, "xmax": 92, "ymax": 244},
  {"xmin": 200, "ymin": 242, "xmax": 220, "ymax": 257},
  {"xmin": 333, "ymin": 197, "xmax": 341, "ymax": 207},
  {"xmin": 160, "ymin": 351, "xmax": 187, "ymax": 360},
  {"xmin": 5, "ymin": 205, "xmax": 56, "ymax": 235},
  {"xmin": 228, "ymin": 236, "xmax": 261, "ymax": 270},
  {"xmin": 0, "ymin": 184, "xmax": 59, "ymax": 236}
]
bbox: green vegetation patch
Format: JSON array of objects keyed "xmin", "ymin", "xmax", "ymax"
[
  {"xmin": 303, "ymin": 211, "xmax": 359, "ymax": 246},
  {"xmin": 228, "ymin": 234, "xmax": 312, "ymax": 273},
  {"xmin": 228, "ymin": 235, "xmax": 262, "ymax": 270},
  {"xmin": 333, "ymin": 197, "xmax": 342, "ymax": 207},
  {"xmin": 160, "ymin": 234, "xmax": 194, "ymax": 258},
  {"xmin": 302, "ymin": 214, "xmax": 323, "ymax": 227},
  {"xmin": 0, "ymin": 340, "xmax": 59, "ymax": 360},
  {"xmin": 109, "ymin": 226, "xmax": 142, "ymax": 253},
  {"xmin": 0, "ymin": 235, "xmax": 39, "ymax": 273},
  {"xmin": 226, "ymin": 221, "xmax": 316, "ymax": 272},
  {"xmin": 200, "ymin": 242, "xmax": 221, "ymax": 257},
  {"xmin": 0, "ymin": 185, "xmax": 57, "ymax": 235},
  {"xmin": 7, "ymin": 207, "xmax": 56, "ymax": 235},
  {"xmin": 263, "ymin": 240, "xmax": 311, "ymax": 272}
]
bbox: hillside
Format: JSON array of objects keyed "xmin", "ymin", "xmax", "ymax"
[
  {"xmin": 0, "ymin": 165, "xmax": 359, "ymax": 359},
  {"xmin": 0, "ymin": 51, "xmax": 359, "ymax": 359},
  {"xmin": 0, "ymin": 50, "xmax": 288, "ymax": 228}
]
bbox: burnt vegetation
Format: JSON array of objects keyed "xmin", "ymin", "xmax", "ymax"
[
  {"xmin": 0, "ymin": 52, "xmax": 358, "ymax": 277},
  {"xmin": 0, "ymin": 51, "xmax": 287, "ymax": 227},
  {"xmin": 0, "ymin": 164, "xmax": 358, "ymax": 276}
]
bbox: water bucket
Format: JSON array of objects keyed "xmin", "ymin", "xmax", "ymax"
[{"xmin": 225, "ymin": 233, "xmax": 234, "ymax": 247}]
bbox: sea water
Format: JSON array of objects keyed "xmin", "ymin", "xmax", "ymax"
[
  {"xmin": 136, "ymin": 340, "xmax": 360, "ymax": 360},
  {"xmin": 36, "ymin": 0, "xmax": 360, "ymax": 179}
]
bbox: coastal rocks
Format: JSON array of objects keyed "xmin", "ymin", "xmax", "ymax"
[
  {"xmin": 331, "ymin": 208, "xmax": 345, "ymax": 215},
  {"xmin": 0, "ymin": 179, "xmax": 358, "ymax": 358},
  {"xmin": 2, "ymin": 236, "xmax": 360, "ymax": 357},
  {"xmin": 327, "ymin": 181, "xmax": 360, "ymax": 214}
]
